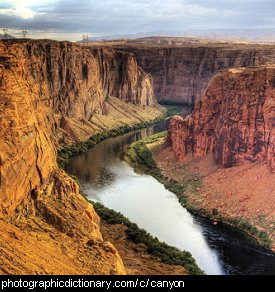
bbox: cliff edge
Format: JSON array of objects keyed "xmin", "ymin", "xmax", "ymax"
[
  {"xmin": 110, "ymin": 44, "xmax": 275, "ymax": 105},
  {"xmin": 168, "ymin": 66, "xmax": 275, "ymax": 172},
  {"xmin": 0, "ymin": 39, "xmax": 162, "ymax": 274}
]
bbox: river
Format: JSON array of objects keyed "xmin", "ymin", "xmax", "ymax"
[{"xmin": 66, "ymin": 107, "xmax": 275, "ymax": 275}]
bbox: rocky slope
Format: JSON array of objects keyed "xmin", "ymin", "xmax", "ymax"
[
  {"xmin": 167, "ymin": 66, "xmax": 275, "ymax": 172},
  {"xmin": 0, "ymin": 39, "xmax": 162, "ymax": 274},
  {"xmin": 112, "ymin": 44, "xmax": 275, "ymax": 104},
  {"xmin": 0, "ymin": 170, "xmax": 125, "ymax": 275}
]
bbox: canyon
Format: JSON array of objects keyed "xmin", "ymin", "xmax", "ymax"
[
  {"xmin": 1, "ymin": 38, "xmax": 275, "ymax": 275},
  {"xmin": 92, "ymin": 42, "xmax": 275, "ymax": 105},
  {"xmin": 0, "ymin": 39, "xmax": 162, "ymax": 274}
]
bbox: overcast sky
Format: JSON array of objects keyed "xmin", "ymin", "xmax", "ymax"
[{"xmin": 0, "ymin": 0, "xmax": 274, "ymax": 41}]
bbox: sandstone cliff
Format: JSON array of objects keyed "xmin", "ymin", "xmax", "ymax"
[
  {"xmin": 0, "ymin": 39, "xmax": 160, "ymax": 217},
  {"xmin": 0, "ymin": 39, "xmax": 161, "ymax": 274},
  {"xmin": 114, "ymin": 44, "xmax": 275, "ymax": 104},
  {"xmin": 167, "ymin": 66, "xmax": 275, "ymax": 172},
  {"xmin": 92, "ymin": 48, "xmax": 155, "ymax": 106}
]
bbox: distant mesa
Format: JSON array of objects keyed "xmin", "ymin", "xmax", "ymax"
[
  {"xmin": 76, "ymin": 28, "xmax": 275, "ymax": 44},
  {"xmin": 0, "ymin": 34, "xmax": 16, "ymax": 40}
]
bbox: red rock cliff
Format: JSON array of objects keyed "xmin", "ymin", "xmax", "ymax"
[
  {"xmin": 115, "ymin": 45, "xmax": 275, "ymax": 104},
  {"xmin": 167, "ymin": 66, "xmax": 275, "ymax": 172}
]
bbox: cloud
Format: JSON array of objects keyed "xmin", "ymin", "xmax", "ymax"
[
  {"xmin": 0, "ymin": 0, "xmax": 49, "ymax": 19},
  {"xmin": 0, "ymin": 0, "xmax": 274, "ymax": 40}
]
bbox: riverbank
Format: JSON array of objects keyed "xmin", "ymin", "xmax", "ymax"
[
  {"xmin": 91, "ymin": 202, "xmax": 203, "ymax": 275},
  {"xmin": 57, "ymin": 104, "xmax": 181, "ymax": 168},
  {"xmin": 99, "ymin": 220, "xmax": 188, "ymax": 275},
  {"xmin": 124, "ymin": 132, "xmax": 274, "ymax": 251},
  {"xmin": 59, "ymin": 105, "xmax": 206, "ymax": 275}
]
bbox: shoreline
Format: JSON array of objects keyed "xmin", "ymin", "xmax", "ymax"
[
  {"xmin": 58, "ymin": 106, "xmax": 205, "ymax": 275},
  {"xmin": 124, "ymin": 132, "xmax": 273, "ymax": 252},
  {"xmin": 57, "ymin": 105, "xmax": 182, "ymax": 169},
  {"xmin": 91, "ymin": 201, "xmax": 204, "ymax": 275}
]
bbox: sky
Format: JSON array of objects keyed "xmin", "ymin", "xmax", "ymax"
[{"xmin": 0, "ymin": 0, "xmax": 274, "ymax": 41}]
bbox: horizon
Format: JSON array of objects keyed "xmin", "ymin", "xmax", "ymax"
[{"xmin": 0, "ymin": 0, "xmax": 275, "ymax": 41}]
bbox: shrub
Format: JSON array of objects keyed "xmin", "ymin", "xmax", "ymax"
[
  {"xmin": 227, "ymin": 217, "xmax": 272, "ymax": 249},
  {"xmin": 212, "ymin": 208, "xmax": 219, "ymax": 216}
]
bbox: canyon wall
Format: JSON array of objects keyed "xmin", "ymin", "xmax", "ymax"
[
  {"xmin": 0, "ymin": 39, "xmax": 160, "ymax": 274},
  {"xmin": 115, "ymin": 45, "xmax": 275, "ymax": 104},
  {"xmin": 23, "ymin": 41, "xmax": 156, "ymax": 120},
  {"xmin": 167, "ymin": 66, "xmax": 275, "ymax": 172},
  {"xmin": 0, "ymin": 39, "xmax": 159, "ymax": 218},
  {"xmin": 92, "ymin": 48, "xmax": 155, "ymax": 106}
]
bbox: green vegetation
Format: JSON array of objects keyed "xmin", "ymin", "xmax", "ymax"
[
  {"xmin": 226, "ymin": 218, "xmax": 272, "ymax": 249},
  {"xmin": 92, "ymin": 201, "xmax": 204, "ymax": 275},
  {"xmin": 125, "ymin": 132, "xmax": 272, "ymax": 251},
  {"xmin": 124, "ymin": 131, "xmax": 203, "ymax": 209},
  {"xmin": 212, "ymin": 208, "xmax": 219, "ymax": 216},
  {"xmin": 124, "ymin": 131, "xmax": 165, "ymax": 178},
  {"xmin": 162, "ymin": 105, "xmax": 185, "ymax": 117},
  {"xmin": 57, "ymin": 105, "xmax": 183, "ymax": 169},
  {"xmin": 159, "ymin": 100, "xmax": 192, "ymax": 107}
]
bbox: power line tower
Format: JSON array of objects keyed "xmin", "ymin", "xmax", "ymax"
[
  {"xmin": 2, "ymin": 27, "xmax": 8, "ymax": 36},
  {"xmin": 22, "ymin": 29, "xmax": 28, "ymax": 38},
  {"xmin": 82, "ymin": 34, "xmax": 89, "ymax": 43}
]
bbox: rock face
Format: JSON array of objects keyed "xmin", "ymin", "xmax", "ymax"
[
  {"xmin": 13, "ymin": 41, "xmax": 155, "ymax": 120},
  {"xmin": 0, "ymin": 39, "xmax": 158, "ymax": 218},
  {"xmin": 0, "ymin": 39, "xmax": 160, "ymax": 274},
  {"xmin": 167, "ymin": 66, "xmax": 275, "ymax": 172},
  {"xmin": 0, "ymin": 170, "xmax": 126, "ymax": 275},
  {"xmin": 92, "ymin": 48, "xmax": 155, "ymax": 106},
  {"xmin": 116, "ymin": 45, "xmax": 275, "ymax": 104}
]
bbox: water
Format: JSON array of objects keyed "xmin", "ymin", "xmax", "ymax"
[{"xmin": 67, "ymin": 107, "xmax": 275, "ymax": 275}]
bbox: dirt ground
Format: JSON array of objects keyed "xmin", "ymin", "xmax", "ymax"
[{"xmin": 100, "ymin": 221, "xmax": 188, "ymax": 275}]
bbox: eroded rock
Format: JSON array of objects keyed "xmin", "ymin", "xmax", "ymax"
[{"xmin": 167, "ymin": 66, "xmax": 275, "ymax": 172}]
